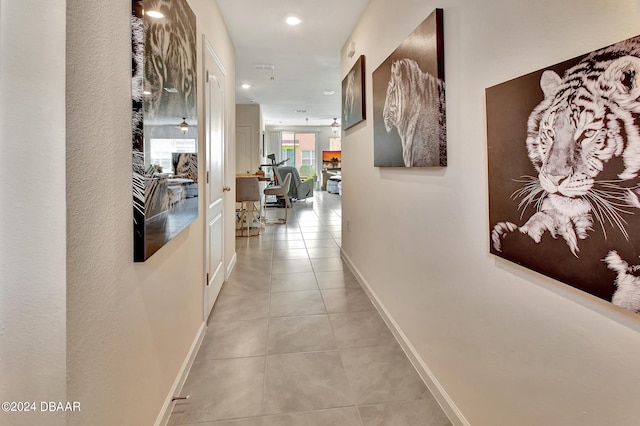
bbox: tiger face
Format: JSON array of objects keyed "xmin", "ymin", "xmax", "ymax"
[
  {"xmin": 527, "ymin": 56, "xmax": 640, "ymax": 202},
  {"xmin": 143, "ymin": 0, "xmax": 197, "ymax": 122}
]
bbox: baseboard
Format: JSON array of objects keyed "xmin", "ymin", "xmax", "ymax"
[
  {"xmin": 155, "ymin": 321, "xmax": 207, "ymax": 426},
  {"xmin": 341, "ymin": 250, "xmax": 469, "ymax": 426},
  {"xmin": 226, "ymin": 252, "xmax": 237, "ymax": 279}
]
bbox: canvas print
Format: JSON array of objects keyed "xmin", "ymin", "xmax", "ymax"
[
  {"xmin": 131, "ymin": 0, "xmax": 198, "ymax": 261},
  {"xmin": 373, "ymin": 9, "xmax": 445, "ymax": 167},
  {"xmin": 322, "ymin": 150, "xmax": 342, "ymax": 168},
  {"xmin": 487, "ymin": 35, "xmax": 640, "ymax": 314},
  {"xmin": 342, "ymin": 55, "xmax": 366, "ymax": 130}
]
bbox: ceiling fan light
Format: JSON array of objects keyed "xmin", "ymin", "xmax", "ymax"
[{"xmin": 178, "ymin": 118, "xmax": 189, "ymax": 134}]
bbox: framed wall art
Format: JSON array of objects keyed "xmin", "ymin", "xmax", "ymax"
[
  {"xmin": 342, "ymin": 55, "xmax": 366, "ymax": 130},
  {"xmin": 373, "ymin": 8, "xmax": 445, "ymax": 167},
  {"xmin": 487, "ymin": 35, "xmax": 640, "ymax": 314},
  {"xmin": 131, "ymin": 0, "xmax": 198, "ymax": 261}
]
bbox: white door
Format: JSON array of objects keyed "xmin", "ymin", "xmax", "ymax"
[{"xmin": 204, "ymin": 37, "xmax": 227, "ymax": 320}]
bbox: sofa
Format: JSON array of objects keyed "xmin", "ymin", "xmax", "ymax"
[{"xmin": 275, "ymin": 166, "xmax": 314, "ymax": 201}]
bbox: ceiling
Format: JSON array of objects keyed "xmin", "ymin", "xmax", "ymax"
[{"xmin": 216, "ymin": 0, "xmax": 370, "ymax": 127}]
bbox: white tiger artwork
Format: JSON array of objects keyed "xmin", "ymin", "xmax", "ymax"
[
  {"xmin": 604, "ymin": 251, "xmax": 640, "ymax": 313},
  {"xmin": 490, "ymin": 36, "xmax": 640, "ymax": 313},
  {"xmin": 143, "ymin": 0, "xmax": 197, "ymax": 122},
  {"xmin": 382, "ymin": 58, "xmax": 446, "ymax": 167},
  {"xmin": 344, "ymin": 69, "xmax": 356, "ymax": 124},
  {"xmin": 492, "ymin": 37, "xmax": 640, "ymax": 257}
]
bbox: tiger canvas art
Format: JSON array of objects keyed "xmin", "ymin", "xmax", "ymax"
[
  {"xmin": 373, "ymin": 9, "xmax": 446, "ymax": 167},
  {"xmin": 342, "ymin": 55, "xmax": 366, "ymax": 130},
  {"xmin": 487, "ymin": 35, "xmax": 640, "ymax": 314},
  {"xmin": 131, "ymin": 0, "xmax": 198, "ymax": 261}
]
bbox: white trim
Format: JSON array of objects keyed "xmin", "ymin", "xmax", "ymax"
[
  {"xmin": 226, "ymin": 252, "xmax": 237, "ymax": 279},
  {"xmin": 154, "ymin": 321, "xmax": 207, "ymax": 426},
  {"xmin": 341, "ymin": 250, "xmax": 470, "ymax": 426}
]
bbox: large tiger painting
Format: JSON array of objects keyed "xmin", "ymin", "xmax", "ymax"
[
  {"xmin": 487, "ymin": 35, "xmax": 640, "ymax": 313},
  {"xmin": 383, "ymin": 58, "xmax": 445, "ymax": 167},
  {"xmin": 131, "ymin": 0, "xmax": 198, "ymax": 262},
  {"xmin": 373, "ymin": 9, "xmax": 445, "ymax": 167}
]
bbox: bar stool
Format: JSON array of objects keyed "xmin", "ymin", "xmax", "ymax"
[
  {"xmin": 263, "ymin": 173, "xmax": 291, "ymax": 223},
  {"xmin": 236, "ymin": 177, "xmax": 261, "ymax": 237}
]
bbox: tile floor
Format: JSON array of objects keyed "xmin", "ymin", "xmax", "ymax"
[{"xmin": 168, "ymin": 192, "xmax": 451, "ymax": 426}]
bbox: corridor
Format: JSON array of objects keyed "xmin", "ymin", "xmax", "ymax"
[{"xmin": 168, "ymin": 192, "xmax": 450, "ymax": 425}]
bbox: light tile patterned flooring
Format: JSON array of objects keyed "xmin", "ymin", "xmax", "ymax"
[{"xmin": 168, "ymin": 192, "xmax": 451, "ymax": 426}]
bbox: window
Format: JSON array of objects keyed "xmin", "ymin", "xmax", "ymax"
[{"xmin": 148, "ymin": 139, "xmax": 196, "ymax": 173}]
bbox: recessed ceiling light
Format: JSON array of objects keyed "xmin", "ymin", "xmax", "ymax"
[
  {"xmin": 295, "ymin": 109, "xmax": 308, "ymax": 113},
  {"xmin": 146, "ymin": 10, "xmax": 164, "ymax": 19},
  {"xmin": 323, "ymin": 90, "xmax": 335, "ymax": 96},
  {"xmin": 241, "ymin": 84, "xmax": 251, "ymax": 89},
  {"xmin": 286, "ymin": 16, "xmax": 301, "ymax": 26}
]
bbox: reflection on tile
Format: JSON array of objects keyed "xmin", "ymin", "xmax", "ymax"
[
  {"xmin": 340, "ymin": 346, "xmax": 429, "ymax": 405},
  {"xmin": 315, "ymin": 270, "xmax": 361, "ymax": 289},
  {"xmin": 273, "ymin": 248, "xmax": 310, "ymax": 260},
  {"xmin": 329, "ymin": 311, "xmax": 396, "ymax": 349},
  {"xmin": 268, "ymin": 315, "xmax": 336, "ymax": 354},
  {"xmin": 262, "ymin": 407, "xmax": 361, "ymax": 426},
  {"xmin": 302, "ymin": 232, "xmax": 334, "ymax": 240},
  {"xmin": 311, "ymin": 258, "xmax": 345, "ymax": 272},
  {"xmin": 168, "ymin": 357, "xmax": 264, "ymax": 424},
  {"xmin": 221, "ymin": 272, "xmax": 270, "ymax": 295},
  {"xmin": 198, "ymin": 319, "xmax": 268, "ymax": 359},
  {"xmin": 272, "ymin": 259, "xmax": 313, "ymax": 274},
  {"xmin": 304, "ymin": 239, "xmax": 339, "ymax": 249},
  {"xmin": 270, "ymin": 290, "xmax": 326, "ymax": 317},
  {"xmin": 211, "ymin": 293, "xmax": 270, "ymax": 321},
  {"xmin": 358, "ymin": 399, "xmax": 451, "ymax": 426},
  {"xmin": 263, "ymin": 352, "xmax": 355, "ymax": 415},
  {"xmin": 321, "ymin": 288, "xmax": 374, "ymax": 313},
  {"xmin": 307, "ymin": 247, "xmax": 341, "ymax": 259},
  {"xmin": 274, "ymin": 240, "xmax": 307, "ymax": 250},
  {"xmin": 270, "ymin": 272, "xmax": 318, "ymax": 292}
]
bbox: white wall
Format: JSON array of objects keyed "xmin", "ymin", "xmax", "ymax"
[
  {"xmin": 0, "ymin": 1, "xmax": 67, "ymax": 425},
  {"xmin": 65, "ymin": 1, "xmax": 235, "ymax": 424},
  {"xmin": 342, "ymin": 0, "xmax": 640, "ymax": 424}
]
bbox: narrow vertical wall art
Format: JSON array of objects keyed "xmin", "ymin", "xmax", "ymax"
[
  {"xmin": 487, "ymin": 35, "xmax": 640, "ymax": 314},
  {"xmin": 342, "ymin": 55, "xmax": 366, "ymax": 130},
  {"xmin": 131, "ymin": 0, "xmax": 198, "ymax": 261},
  {"xmin": 373, "ymin": 9, "xmax": 446, "ymax": 167}
]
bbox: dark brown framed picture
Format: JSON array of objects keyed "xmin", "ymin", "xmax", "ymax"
[
  {"xmin": 487, "ymin": 34, "xmax": 640, "ymax": 314},
  {"xmin": 342, "ymin": 55, "xmax": 366, "ymax": 130},
  {"xmin": 373, "ymin": 9, "xmax": 445, "ymax": 167}
]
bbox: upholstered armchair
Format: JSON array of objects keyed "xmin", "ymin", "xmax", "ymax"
[{"xmin": 275, "ymin": 166, "xmax": 314, "ymax": 201}]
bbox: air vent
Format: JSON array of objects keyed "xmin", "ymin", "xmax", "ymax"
[{"xmin": 255, "ymin": 64, "xmax": 275, "ymax": 71}]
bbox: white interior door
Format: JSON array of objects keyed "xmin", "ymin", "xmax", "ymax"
[{"xmin": 204, "ymin": 37, "xmax": 226, "ymax": 320}]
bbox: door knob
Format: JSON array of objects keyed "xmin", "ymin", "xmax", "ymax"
[{"xmin": 223, "ymin": 186, "xmax": 231, "ymax": 192}]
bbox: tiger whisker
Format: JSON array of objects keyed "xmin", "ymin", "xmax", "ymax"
[{"xmin": 584, "ymin": 191, "xmax": 631, "ymax": 240}]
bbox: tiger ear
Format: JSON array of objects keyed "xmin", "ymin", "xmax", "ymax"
[
  {"xmin": 540, "ymin": 70, "xmax": 562, "ymax": 99},
  {"xmin": 601, "ymin": 56, "xmax": 640, "ymax": 103}
]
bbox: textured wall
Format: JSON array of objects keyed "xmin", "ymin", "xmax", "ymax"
[
  {"xmin": 342, "ymin": 0, "xmax": 640, "ymax": 424},
  {"xmin": 0, "ymin": 0, "xmax": 67, "ymax": 425},
  {"xmin": 65, "ymin": 0, "xmax": 235, "ymax": 424}
]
